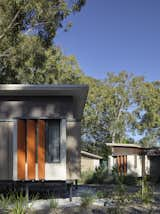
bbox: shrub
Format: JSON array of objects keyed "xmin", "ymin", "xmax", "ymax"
[
  {"xmin": 136, "ymin": 176, "xmax": 153, "ymax": 204},
  {"xmin": 80, "ymin": 166, "xmax": 109, "ymax": 184},
  {"xmin": 91, "ymin": 166, "xmax": 108, "ymax": 184},
  {"xmin": 96, "ymin": 191, "xmax": 105, "ymax": 199},
  {"xmin": 80, "ymin": 171, "xmax": 94, "ymax": 184},
  {"xmin": 122, "ymin": 175, "xmax": 137, "ymax": 185},
  {"xmin": 80, "ymin": 191, "xmax": 95, "ymax": 208},
  {"xmin": 112, "ymin": 166, "xmax": 137, "ymax": 186}
]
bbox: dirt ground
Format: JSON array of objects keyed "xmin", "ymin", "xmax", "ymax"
[
  {"xmin": 0, "ymin": 184, "xmax": 160, "ymax": 213},
  {"xmin": 35, "ymin": 204, "xmax": 160, "ymax": 214},
  {"xmin": 31, "ymin": 184, "xmax": 160, "ymax": 214}
]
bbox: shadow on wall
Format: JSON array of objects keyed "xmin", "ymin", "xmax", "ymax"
[
  {"xmin": 126, "ymin": 162, "xmax": 139, "ymax": 177},
  {"xmin": 66, "ymin": 121, "xmax": 81, "ymax": 180},
  {"xmin": 149, "ymin": 156, "xmax": 160, "ymax": 181},
  {"xmin": 0, "ymin": 121, "xmax": 13, "ymax": 180},
  {"xmin": 0, "ymin": 96, "xmax": 74, "ymax": 119},
  {"xmin": 0, "ymin": 94, "xmax": 81, "ymax": 181}
]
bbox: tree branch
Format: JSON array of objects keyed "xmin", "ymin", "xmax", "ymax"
[{"xmin": 0, "ymin": 9, "xmax": 21, "ymax": 41}]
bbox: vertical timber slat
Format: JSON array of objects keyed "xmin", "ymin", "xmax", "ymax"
[
  {"xmin": 38, "ymin": 120, "xmax": 45, "ymax": 179},
  {"xmin": 124, "ymin": 155, "xmax": 127, "ymax": 175},
  {"xmin": 17, "ymin": 120, "xmax": 26, "ymax": 180},
  {"xmin": 27, "ymin": 120, "xmax": 36, "ymax": 180},
  {"xmin": 117, "ymin": 156, "xmax": 120, "ymax": 175}
]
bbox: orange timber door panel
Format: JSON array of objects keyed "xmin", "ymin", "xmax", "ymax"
[
  {"xmin": 17, "ymin": 119, "xmax": 45, "ymax": 180},
  {"xmin": 17, "ymin": 120, "xmax": 26, "ymax": 180},
  {"xmin": 117, "ymin": 155, "xmax": 127, "ymax": 175},
  {"xmin": 27, "ymin": 120, "xmax": 36, "ymax": 180},
  {"xmin": 37, "ymin": 120, "xmax": 45, "ymax": 179},
  {"xmin": 123, "ymin": 155, "xmax": 127, "ymax": 175}
]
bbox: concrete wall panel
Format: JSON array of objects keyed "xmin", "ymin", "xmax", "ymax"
[
  {"xmin": 66, "ymin": 121, "xmax": 81, "ymax": 180},
  {"xmin": 0, "ymin": 96, "xmax": 74, "ymax": 119},
  {"xmin": 0, "ymin": 121, "xmax": 13, "ymax": 180}
]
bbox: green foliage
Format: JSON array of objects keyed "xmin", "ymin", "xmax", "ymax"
[
  {"xmin": 0, "ymin": 0, "xmax": 159, "ymax": 150},
  {"xmin": 0, "ymin": 0, "xmax": 85, "ymax": 44},
  {"xmin": 106, "ymin": 206, "xmax": 124, "ymax": 214},
  {"xmin": 0, "ymin": 0, "xmax": 86, "ymax": 83},
  {"xmin": 112, "ymin": 166, "xmax": 137, "ymax": 186},
  {"xmin": 0, "ymin": 192, "xmax": 39, "ymax": 213},
  {"xmin": 80, "ymin": 191, "xmax": 95, "ymax": 208},
  {"xmin": 132, "ymin": 79, "xmax": 160, "ymax": 146},
  {"xmin": 122, "ymin": 174, "xmax": 137, "ymax": 186},
  {"xmin": 50, "ymin": 196, "xmax": 58, "ymax": 212},
  {"xmin": 80, "ymin": 171, "xmax": 94, "ymax": 184},
  {"xmin": 91, "ymin": 166, "xmax": 109, "ymax": 184},
  {"xmin": 0, "ymin": 35, "xmax": 84, "ymax": 84},
  {"xmin": 0, "ymin": 192, "xmax": 28, "ymax": 213},
  {"xmin": 136, "ymin": 176, "xmax": 153, "ymax": 204},
  {"xmin": 0, "ymin": 194, "xmax": 11, "ymax": 210},
  {"xmin": 81, "ymin": 71, "xmax": 142, "ymax": 152},
  {"xmin": 96, "ymin": 191, "xmax": 108, "ymax": 199},
  {"xmin": 81, "ymin": 142, "xmax": 111, "ymax": 161},
  {"xmin": 82, "ymin": 72, "xmax": 160, "ymax": 152},
  {"xmin": 80, "ymin": 166, "xmax": 109, "ymax": 184}
]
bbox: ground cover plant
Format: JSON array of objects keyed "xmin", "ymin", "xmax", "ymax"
[
  {"xmin": 0, "ymin": 175, "xmax": 159, "ymax": 214},
  {"xmin": 0, "ymin": 191, "xmax": 39, "ymax": 214}
]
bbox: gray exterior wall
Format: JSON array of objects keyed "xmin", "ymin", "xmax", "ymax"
[
  {"xmin": 0, "ymin": 121, "xmax": 13, "ymax": 180},
  {"xmin": 0, "ymin": 96, "xmax": 74, "ymax": 119},
  {"xmin": 149, "ymin": 157, "xmax": 160, "ymax": 179},
  {"xmin": 0, "ymin": 95, "xmax": 82, "ymax": 180},
  {"xmin": 66, "ymin": 121, "xmax": 81, "ymax": 180}
]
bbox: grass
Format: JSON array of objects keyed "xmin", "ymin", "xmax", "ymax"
[{"xmin": 50, "ymin": 196, "xmax": 58, "ymax": 209}]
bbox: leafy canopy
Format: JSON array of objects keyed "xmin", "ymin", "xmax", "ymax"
[{"xmin": 0, "ymin": 0, "xmax": 86, "ymax": 83}]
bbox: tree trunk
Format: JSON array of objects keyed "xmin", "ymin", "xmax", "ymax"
[{"xmin": 112, "ymin": 131, "xmax": 116, "ymax": 144}]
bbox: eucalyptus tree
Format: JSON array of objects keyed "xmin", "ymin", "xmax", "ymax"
[
  {"xmin": 132, "ymin": 78, "xmax": 160, "ymax": 146},
  {"xmin": 81, "ymin": 72, "xmax": 135, "ymax": 146},
  {"xmin": 0, "ymin": 0, "xmax": 86, "ymax": 83},
  {"xmin": 103, "ymin": 71, "xmax": 136, "ymax": 144}
]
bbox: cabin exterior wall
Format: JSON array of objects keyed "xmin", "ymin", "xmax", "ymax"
[{"xmin": 0, "ymin": 96, "xmax": 81, "ymax": 181}]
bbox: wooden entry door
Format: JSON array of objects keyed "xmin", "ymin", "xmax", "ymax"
[
  {"xmin": 117, "ymin": 155, "xmax": 127, "ymax": 175},
  {"xmin": 17, "ymin": 119, "xmax": 45, "ymax": 180}
]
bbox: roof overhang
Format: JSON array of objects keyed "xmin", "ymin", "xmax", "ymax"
[
  {"xmin": 144, "ymin": 148, "xmax": 160, "ymax": 156},
  {"xmin": 81, "ymin": 150, "xmax": 103, "ymax": 159},
  {"xmin": 0, "ymin": 84, "xmax": 89, "ymax": 120},
  {"xmin": 106, "ymin": 143, "xmax": 143, "ymax": 149}
]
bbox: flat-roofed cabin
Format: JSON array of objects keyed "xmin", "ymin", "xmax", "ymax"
[
  {"xmin": 106, "ymin": 143, "xmax": 150, "ymax": 177},
  {"xmin": 0, "ymin": 84, "xmax": 88, "ymax": 182}
]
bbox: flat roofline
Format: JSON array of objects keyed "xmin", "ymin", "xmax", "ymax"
[
  {"xmin": 0, "ymin": 84, "xmax": 88, "ymax": 92},
  {"xmin": 106, "ymin": 143, "xmax": 144, "ymax": 149},
  {"xmin": 0, "ymin": 84, "xmax": 88, "ymax": 88},
  {"xmin": 0, "ymin": 84, "xmax": 89, "ymax": 120},
  {"xmin": 81, "ymin": 151, "xmax": 103, "ymax": 159}
]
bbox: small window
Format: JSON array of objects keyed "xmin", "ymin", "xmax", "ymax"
[{"xmin": 46, "ymin": 120, "xmax": 60, "ymax": 163}]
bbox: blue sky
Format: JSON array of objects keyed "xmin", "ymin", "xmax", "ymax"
[{"xmin": 55, "ymin": 0, "xmax": 160, "ymax": 82}]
